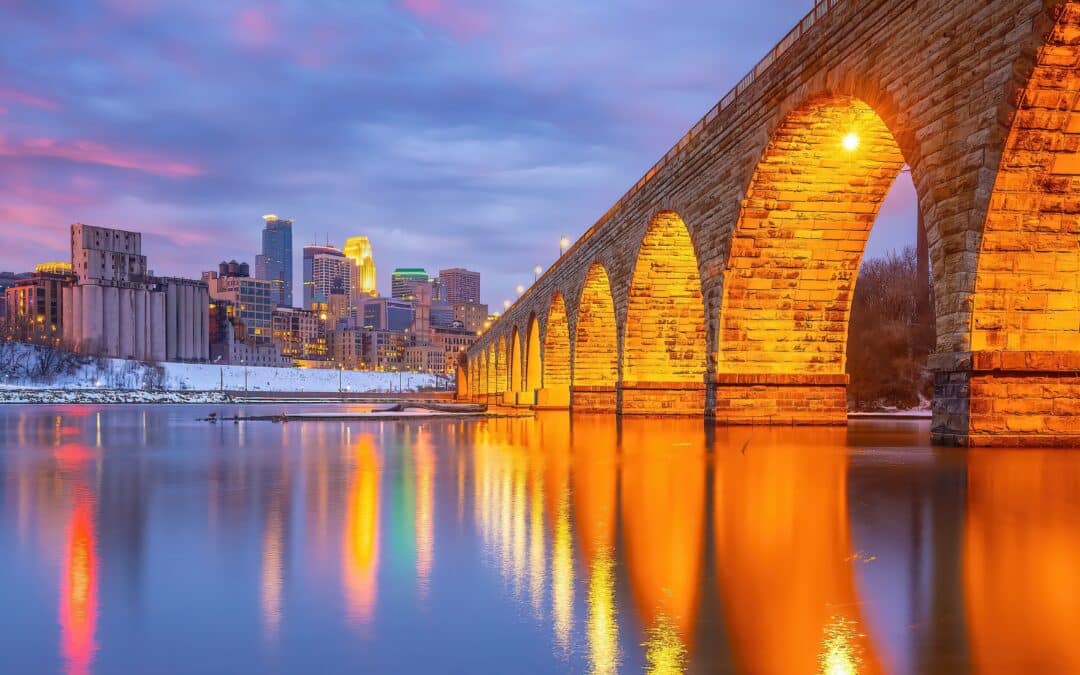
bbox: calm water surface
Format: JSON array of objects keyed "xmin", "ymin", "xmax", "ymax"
[{"xmin": 1, "ymin": 405, "xmax": 1078, "ymax": 674}]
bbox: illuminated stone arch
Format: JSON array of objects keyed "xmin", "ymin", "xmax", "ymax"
[
  {"xmin": 573, "ymin": 263, "xmax": 619, "ymax": 413},
  {"xmin": 508, "ymin": 325, "xmax": 522, "ymax": 394},
  {"xmin": 525, "ymin": 314, "xmax": 542, "ymax": 392},
  {"xmin": 716, "ymin": 94, "xmax": 908, "ymax": 424},
  {"xmin": 495, "ymin": 335, "xmax": 507, "ymax": 393},
  {"xmin": 622, "ymin": 211, "xmax": 708, "ymax": 415},
  {"xmin": 539, "ymin": 292, "xmax": 572, "ymax": 409},
  {"xmin": 543, "ymin": 293, "xmax": 571, "ymax": 386},
  {"xmin": 970, "ymin": 18, "xmax": 1080, "ymax": 351},
  {"xmin": 486, "ymin": 342, "xmax": 496, "ymax": 395},
  {"xmin": 456, "ymin": 358, "xmax": 469, "ymax": 398}
]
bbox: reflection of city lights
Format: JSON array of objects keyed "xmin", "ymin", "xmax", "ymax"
[
  {"xmin": 842, "ymin": 132, "xmax": 860, "ymax": 152},
  {"xmin": 343, "ymin": 437, "xmax": 380, "ymax": 632},
  {"xmin": 61, "ymin": 493, "xmax": 97, "ymax": 675},
  {"xmin": 415, "ymin": 431, "xmax": 435, "ymax": 599},
  {"xmin": 261, "ymin": 504, "xmax": 284, "ymax": 641}
]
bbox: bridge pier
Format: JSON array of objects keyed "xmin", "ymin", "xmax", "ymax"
[
  {"xmin": 712, "ymin": 374, "xmax": 849, "ymax": 425},
  {"xmin": 932, "ymin": 352, "xmax": 1080, "ymax": 447},
  {"xmin": 619, "ymin": 381, "xmax": 707, "ymax": 416},
  {"xmin": 535, "ymin": 386, "xmax": 570, "ymax": 410},
  {"xmin": 571, "ymin": 386, "xmax": 618, "ymax": 413}
]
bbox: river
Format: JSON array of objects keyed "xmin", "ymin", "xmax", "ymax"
[{"xmin": 0, "ymin": 405, "xmax": 1077, "ymax": 674}]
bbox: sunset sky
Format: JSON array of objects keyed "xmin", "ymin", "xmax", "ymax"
[{"xmin": 0, "ymin": 0, "xmax": 916, "ymax": 306}]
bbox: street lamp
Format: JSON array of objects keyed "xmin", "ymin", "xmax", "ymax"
[
  {"xmin": 515, "ymin": 284, "xmax": 525, "ymax": 295},
  {"xmin": 559, "ymin": 235, "xmax": 570, "ymax": 256},
  {"xmin": 503, "ymin": 299, "xmax": 511, "ymax": 310},
  {"xmin": 533, "ymin": 265, "xmax": 542, "ymax": 281}
]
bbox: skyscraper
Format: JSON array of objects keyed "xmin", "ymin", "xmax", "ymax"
[
  {"xmin": 302, "ymin": 244, "xmax": 357, "ymax": 318},
  {"xmin": 255, "ymin": 215, "xmax": 293, "ymax": 308},
  {"xmin": 439, "ymin": 268, "xmax": 481, "ymax": 304},
  {"xmin": 391, "ymin": 268, "xmax": 430, "ymax": 300},
  {"xmin": 343, "ymin": 236, "xmax": 378, "ymax": 297}
]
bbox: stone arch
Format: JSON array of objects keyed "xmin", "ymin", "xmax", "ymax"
[
  {"xmin": 623, "ymin": 210, "xmax": 708, "ymax": 414},
  {"xmin": 495, "ymin": 335, "xmax": 507, "ymax": 394},
  {"xmin": 573, "ymin": 263, "xmax": 619, "ymax": 413},
  {"xmin": 486, "ymin": 342, "xmax": 496, "ymax": 395},
  {"xmin": 456, "ymin": 358, "xmax": 469, "ymax": 398},
  {"xmin": 971, "ymin": 12, "xmax": 1080, "ymax": 354},
  {"xmin": 539, "ymin": 292, "xmax": 572, "ymax": 409},
  {"xmin": 716, "ymin": 94, "xmax": 908, "ymax": 424},
  {"xmin": 508, "ymin": 326, "xmax": 522, "ymax": 395},
  {"xmin": 544, "ymin": 293, "xmax": 571, "ymax": 386},
  {"xmin": 525, "ymin": 314, "xmax": 542, "ymax": 392}
]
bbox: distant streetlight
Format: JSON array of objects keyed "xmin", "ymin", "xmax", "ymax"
[
  {"xmin": 533, "ymin": 265, "xmax": 542, "ymax": 281},
  {"xmin": 559, "ymin": 235, "xmax": 570, "ymax": 256},
  {"xmin": 515, "ymin": 284, "xmax": 525, "ymax": 295},
  {"xmin": 503, "ymin": 299, "xmax": 511, "ymax": 310},
  {"xmin": 842, "ymin": 131, "xmax": 860, "ymax": 152}
]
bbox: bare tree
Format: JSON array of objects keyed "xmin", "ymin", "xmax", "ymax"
[{"xmin": 846, "ymin": 246, "xmax": 936, "ymax": 410}]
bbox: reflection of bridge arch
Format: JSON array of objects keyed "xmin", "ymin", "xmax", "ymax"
[{"xmin": 463, "ymin": 1, "xmax": 1080, "ymax": 445}]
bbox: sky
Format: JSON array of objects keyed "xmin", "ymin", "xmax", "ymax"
[{"xmin": 0, "ymin": 0, "xmax": 916, "ymax": 308}]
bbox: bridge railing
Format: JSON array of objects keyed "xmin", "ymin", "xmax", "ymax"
[{"xmin": 484, "ymin": 0, "xmax": 844, "ymax": 339}]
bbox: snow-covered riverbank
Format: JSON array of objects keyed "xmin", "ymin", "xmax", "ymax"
[{"xmin": 0, "ymin": 343, "xmax": 440, "ymax": 400}]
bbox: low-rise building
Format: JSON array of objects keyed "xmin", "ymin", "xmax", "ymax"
[
  {"xmin": 3, "ymin": 264, "xmax": 76, "ymax": 343},
  {"xmin": 205, "ymin": 271, "xmax": 275, "ymax": 344},
  {"xmin": 432, "ymin": 324, "xmax": 477, "ymax": 375},
  {"xmin": 271, "ymin": 307, "xmax": 326, "ymax": 359},
  {"xmin": 403, "ymin": 343, "xmax": 444, "ymax": 374},
  {"xmin": 452, "ymin": 301, "xmax": 489, "ymax": 334}
]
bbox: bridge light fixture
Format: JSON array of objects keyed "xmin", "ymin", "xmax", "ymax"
[
  {"xmin": 503, "ymin": 299, "xmax": 511, "ymax": 310},
  {"xmin": 534, "ymin": 265, "xmax": 543, "ymax": 280},
  {"xmin": 559, "ymin": 236, "xmax": 570, "ymax": 255},
  {"xmin": 842, "ymin": 131, "xmax": 860, "ymax": 152},
  {"xmin": 516, "ymin": 284, "xmax": 525, "ymax": 295}
]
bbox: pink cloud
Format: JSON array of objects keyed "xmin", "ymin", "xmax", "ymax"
[
  {"xmin": 233, "ymin": 7, "xmax": 277, "ymax": 48},
  {"xmin": 0, "ymin": 86, "xmax": 60, "ymax": 110},
  {"xmin": 398, "ymin": 0, "xmax": 490, "ymax": 40},
  {"xmin": 0, "ymin": 136, "xmax": 203, "ymax": 178}
]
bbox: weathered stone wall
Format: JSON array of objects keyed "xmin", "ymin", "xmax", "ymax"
[{"xmin": 464, "ymin": 0, "xmax": 1079, "ymax": 446}]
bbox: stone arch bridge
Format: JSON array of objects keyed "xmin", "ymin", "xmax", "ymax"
[{"xmin": 460, "ymin": 0, "xmax": 1080, "ymax": 447}]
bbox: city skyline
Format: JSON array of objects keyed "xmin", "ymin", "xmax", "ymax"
[{"xmin": 0, "ymin": 0, "xmax": 917, "ymax": 309}]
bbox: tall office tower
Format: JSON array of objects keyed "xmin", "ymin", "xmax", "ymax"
[
  {"xmin": 255, "ymin": 215, "xmax": 293, "ymax": 308},
  {"xmin": 439, "ymin": 268, "xmax": 481, "ymax": 304},
  {"xmin": 343, "ymin": 236, "xmax": 378, "ymax": 297},
  {"xmin": 391, "ymin": 268, "xmax": 430, "ymax": 300},
  {"xmin": 303, "ymin": 244, "xmax": 358, "ymax": 311}
]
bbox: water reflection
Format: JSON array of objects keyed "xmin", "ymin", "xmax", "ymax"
[
  {"xmin": 713, "ymin": 427, "xmax": 880, "ymax": 674},
  {"xmin": 343, "ymin": 434, "xmax": 380, "ymax": 632},
  {"xmin": 1, "ymin": 407, "xmax": 1080, "ymax": 673},
  {"xmin": 964, "ymin": 449, "xmax": 1080, "ymax": 674}
]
